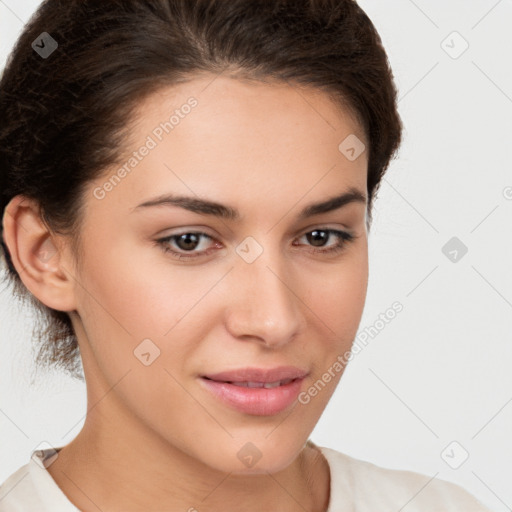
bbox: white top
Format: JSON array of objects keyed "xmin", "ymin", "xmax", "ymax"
[{"xmin": 0, "ymin": 442, "xmax": 491, "ymax": 511}]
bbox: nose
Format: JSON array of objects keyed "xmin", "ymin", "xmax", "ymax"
[{"xmin": 224, "ymin": 246, "xmax": 305, "ymax": 349}]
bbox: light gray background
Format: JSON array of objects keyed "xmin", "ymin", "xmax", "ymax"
[{"xmin": 1, "ymin": 1, "xmax": 511, "ymax": 510}]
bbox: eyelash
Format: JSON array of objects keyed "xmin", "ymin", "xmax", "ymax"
[{"xmin": 155, "ymin": 228, "xmax": 355, "ymax": 261}]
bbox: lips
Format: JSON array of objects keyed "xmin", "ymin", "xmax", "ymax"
[{"xmin": 199, "ymin": 366, "xmax": 309, "ymax": 416}]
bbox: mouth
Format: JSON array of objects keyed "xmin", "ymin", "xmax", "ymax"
[
  {"xmin": 202, "ymin": 377, "xmax": 297, "ymax": 389},
  {"xmin": 201, "ymin": 366, "xmax": 308, "ymax": 384},
  {"xmin": 199, "ymin": 367, "xmax": 308, "ymax": 416}
]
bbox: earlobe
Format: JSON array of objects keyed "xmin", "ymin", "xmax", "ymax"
[{"xmin": 2, "ymin": 195, "xmax": 77, "ymax": 312}]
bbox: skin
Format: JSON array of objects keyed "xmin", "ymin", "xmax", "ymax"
[{"xmin": 3, "ymin": 73, "xmax": 369, "ymax": 511}]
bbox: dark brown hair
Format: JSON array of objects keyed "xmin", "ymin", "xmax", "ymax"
[{"xmin": 0, "ymin": 0, "xmax": 402, "ymax": 379}]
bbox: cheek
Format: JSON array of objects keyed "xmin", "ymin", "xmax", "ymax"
[
  {"xmin": 305, "ymin": 251, "xmax": 368, "ymax": 340},
  {"xmin": 76, "ymin": 235, "xmax": 215, "ymax": 339},
  {"xmin": 297, "ymin": 250, "xmax": 368, "ymax": 407},
  {"xmin": 73, "ymin": 238, "xmax": 236, "ymax": 402},
  {"xmin": 296, "ymin": 258, "xmax": 368, "ymax": 414},
  {"xmin": 72, "ymin": 242, "xmax": 211, "ymax": 419}
]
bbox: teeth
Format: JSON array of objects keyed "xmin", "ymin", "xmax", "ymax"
[{"xmin": 228, "ymin": 379, "xmax": 294, "ymax": 388}]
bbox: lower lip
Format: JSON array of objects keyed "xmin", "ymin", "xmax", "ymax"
[{"xmin": 199, "ymin": 377, "xmax": 305, "ymax": 416}]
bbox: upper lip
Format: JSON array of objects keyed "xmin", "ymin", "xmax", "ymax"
[{"xmin": 202, "ymin": 366, "xmax": 309, "ymax": 383}]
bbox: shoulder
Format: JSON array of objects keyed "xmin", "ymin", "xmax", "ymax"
[
  {"xmin": 0, "ymin": 463, "xmax": 33, "ymax": 511},
  {"xmin": 0, "ymin": 448, "xmax": 78, "ymax": 511},
  {"xmin": 315, "ymin": 445, "xmax": 492, "ymax": 512}
]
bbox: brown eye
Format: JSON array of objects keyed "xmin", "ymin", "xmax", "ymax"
[
  {"xmin": 174, "ymin": 233, "xmax": 202, "ymax": 251},
  {"xmin": 156, "ymin": 231, "xmax": 218, "ymax": 260},
  {"xmin": 306, "ymin": 229, "xmax": 330, "ymax": 247},
  {"xmin": 294, "ymin": 229, "xmax": 355, "ymax": 255}
]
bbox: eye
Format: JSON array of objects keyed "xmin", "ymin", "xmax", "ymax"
[
  {"xmin": 156, "ymin": 231, "xmax": 218, "ymax": 260},
  {"xmin": 155, "ymin": 228, "xmax": 356, "ymax": 261},
  {"xmin": 293, "ymin": 228, "xmax": 355, "ymax": 256}
]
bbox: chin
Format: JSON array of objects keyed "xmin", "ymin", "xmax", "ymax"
[{"xmin": 198, "ymin": 436, "xmax": 305, "ymax": 476}]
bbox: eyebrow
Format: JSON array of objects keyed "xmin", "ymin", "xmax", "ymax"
[{"xmin": 131, "ymin": 187, "xmax": 367, "ymax": 221}]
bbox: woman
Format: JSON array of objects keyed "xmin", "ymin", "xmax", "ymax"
[{"xmin": 0, "ymin": 0, "xmax": 492, "ymax": 510}]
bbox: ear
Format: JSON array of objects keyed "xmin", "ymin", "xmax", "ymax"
[{"xmin": 2, "ymin": 195, "xmax": 78, "ymax": 312}]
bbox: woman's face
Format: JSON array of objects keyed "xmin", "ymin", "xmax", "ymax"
[{"xmin": 67, "ymin": 74, "xmax": 369, "ymax": 474}]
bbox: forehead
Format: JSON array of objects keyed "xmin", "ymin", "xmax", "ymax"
[
  {"xmin": 88, "ymin": 74, "xmax": 368, "ymax": 221},
  {"xmin": 138, "ymin": 74, "xmax": 366, "ymax": 144}
]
